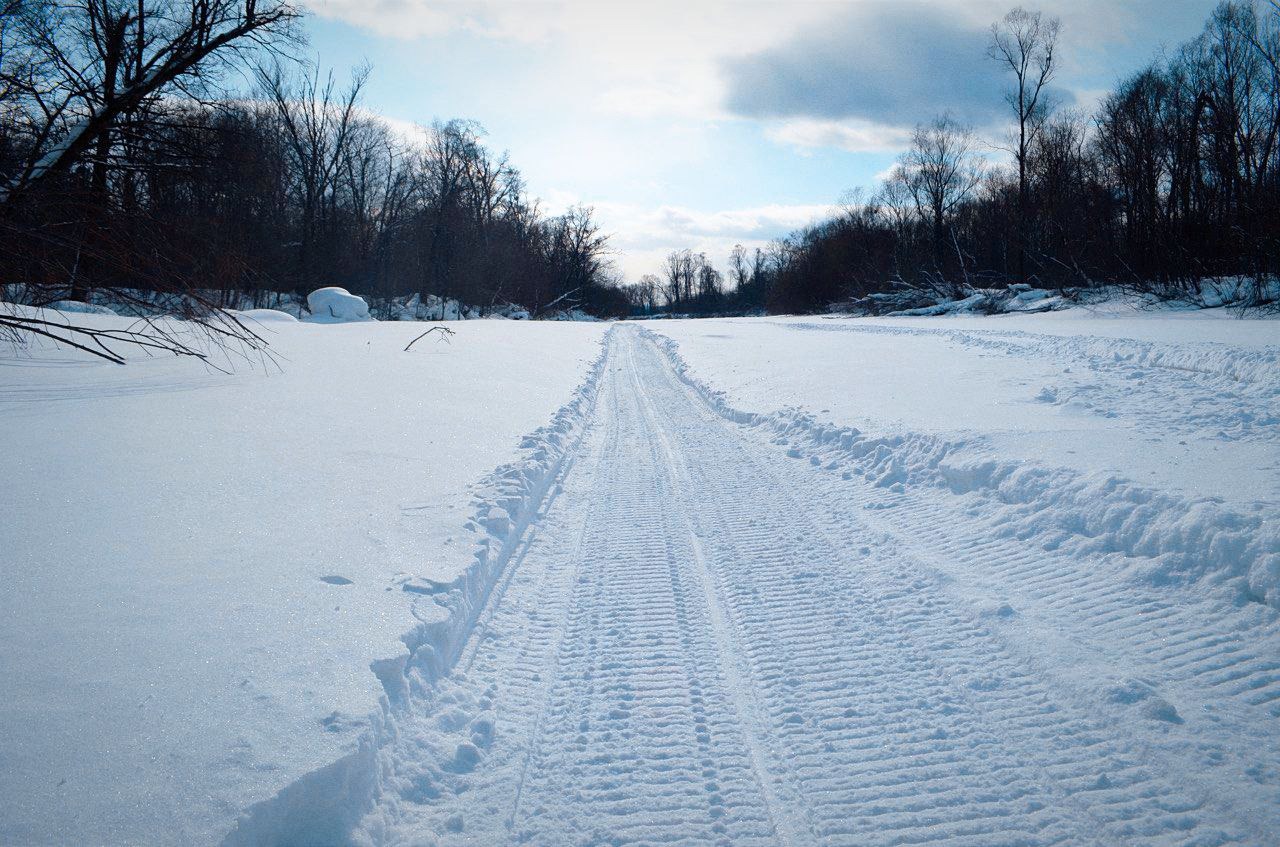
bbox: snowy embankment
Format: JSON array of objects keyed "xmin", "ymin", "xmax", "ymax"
[
  {"xmin": 0, "ymin": 310, "xmax": 607, "ymax": 846},
  {"xmin": 837, "ymin": 277, "xmax": 1278, "ymax": 316},
  {"xmin": 1, "ymin": 284, "xmax": 538, "ymax": 323},
  {"xmin": 643, "ymin": 307, "xmax": 1280, "ymax": 606}
]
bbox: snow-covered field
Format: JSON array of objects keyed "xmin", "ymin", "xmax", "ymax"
[
  {"xmin": 2, "ymin": 303, "xmax": 1278, "ymax": 845},
  {"xmin": 0, "ymin": 314, "xmax": 607, "ymax": 845},
  {"xmin": 652, "ymin": 309, "xmax": 1279, "ymax": 507}
]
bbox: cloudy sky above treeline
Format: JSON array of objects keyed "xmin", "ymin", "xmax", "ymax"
[{"xmin": 303, "ymin": 0, "xmax": 1218, "ymax": 280}]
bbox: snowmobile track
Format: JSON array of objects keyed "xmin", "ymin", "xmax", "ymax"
[{"xmin": 354, "ymin": 325, "xmax": 1278, "ymax": 847}]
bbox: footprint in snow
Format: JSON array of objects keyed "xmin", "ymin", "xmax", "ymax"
[{"xmin": 319, "ymin": 575, "xmax": 353, "ymax": 585}]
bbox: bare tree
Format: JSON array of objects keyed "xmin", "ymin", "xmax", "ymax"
[
  {"xmin": 1028, "ymin": 109, "xmax": 1094, "ymax": 283},
  {"xmin": 874, "ymin": 165, "xmax": 918, "ymax": 257},
  {"xmin": 645, "ymin": 2, "xmax": 1274, "ymax": 312},
  {"xmin": 634, "ymin": 273, "xmax": 660, "ymax": 313},
  {"xmin": 0, "ymin": 0, "xmax": 298, "ymax": 365},
  {"xmin": 696, "ymin": 256, "xmax": 722, "ymax": 304},
  {"xmin": 537, "ymin": 205, "xmax": 609, "ymax": 315},
  {"xmin": 1, "ymin": 0, "xmax": 299, "ymax": 202},
  {"xmin": 663, "ymin": 249, "xmax": 695, "ymax": 309},
  {"xmin": 727, "ymin": 244, "xmax": 749, "ymax": 292},
  {"xmin": 990, "ymin": 6, "xmax": 1062, "ymax": 283},
  {"xmin": 903, "ymin": 115, "xmax": 984, "ymax": 277},
  {"xmin": 257, "ymin": 61, "xmax": 370, "ymax": 289}
]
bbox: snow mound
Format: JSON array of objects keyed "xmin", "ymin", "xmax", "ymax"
[
  {"xmin": 304, "ymin": 288, "xmax": 371, "ymax": 323},
  {"xmin": 838, "ymin": 278, "xmax": 1278, "ymax": 318},
  {"xmin": 487, "ymin": 304, "xmax": 530, "ymax": 320},
  {"xmin": 544, "ymin": 308, "xmax": 603, "ymax": 322},
  {"xmin": 231, "ymin": 308, "xmax": 298, "ymax": 323},
  {"xmin": 885, "ymin": 287, "xmax": 1068, "ymax": 317}
]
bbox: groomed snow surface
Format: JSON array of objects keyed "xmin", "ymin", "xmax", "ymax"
[{"xmin": 1, "ymin": 303, "xmax": 1278, "ymax": 846}]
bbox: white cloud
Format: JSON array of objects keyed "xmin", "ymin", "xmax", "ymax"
[
  {"xmin": 310, "ymin": 0, "xmax": 1209, "ymax": 123},
  {"xmin": 305, "ymin": 0, "xmax": 832, "ymax": 121},
  {"xmin": 574, "ymin": 199, "xmax": 833, "ymax": 281},
  {"xmin": 765, "ymin": 118, "xmax": 913, "ymax": 154},
  {"xmin": 306, "ymin": 0, "xmax": 555, "ymax": 41},
  {"xmin": 300, "ymin": 0, "xmax": 1217, "ymax": 278},
  {"xmin": 307, "ymin": 0, "xmax": 431, "ymax": 39},
  {"xmin": 306, "ymin": 0, "xmax": 1204, "ymax": 150},
  {"xmin": 364, "ymin": 111, "xmax": 428, "ymax": 144}
]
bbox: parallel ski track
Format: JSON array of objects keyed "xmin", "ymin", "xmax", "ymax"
[{"xmin": 361, "ymin": 325, "xmax": 1275, "ymax": 847}]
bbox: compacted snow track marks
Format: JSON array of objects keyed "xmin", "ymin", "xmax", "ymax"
[
  {"xmin": 506, "ymin": 339, "xmax": 784, "ymax": 846},
  {"xmin": 775, "ymin": 464, "xmax": 1280, "ymax": 840},
  {"xmin": 626, "ymin": 330, "xmax": 1223, "ymax": 846},
  {"xmin": 360, "ymin": 325, "xmax": 1264, "ymax": 846}
]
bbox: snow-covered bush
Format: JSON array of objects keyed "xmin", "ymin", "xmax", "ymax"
[{"xmin": 304, "ymin": 287, "xmax": 371, "ymax": 323}]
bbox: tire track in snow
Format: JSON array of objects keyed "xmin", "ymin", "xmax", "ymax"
[
  {"xmin": 501, "ymin": 338, "xmax": 784, "ymax": 845},
  {"xmin": 634, "ymin": 333, "xmax": 1153, "ymax": 845},
  {"xmin": 347, "ymin": 324, "xmax": 1268, "ymax": 847},
  {"xmin": 645, "ymin": 325, "xmax": 1276, "ymax": 843},
  {"xmin": 624, "ymin": 335, "xmax": 818, "ymax": 845},
  {"xmin": 353, "ymin": 357, "xmax": 618, "ymax": 843},
  {"xmin": 778, "ymin": 461, "xmax": 1280, "ymax": 843}
]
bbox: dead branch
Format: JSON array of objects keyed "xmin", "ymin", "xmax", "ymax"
[{"xmin": 403, "ymin": 325, "xmax": 456, "ymax": 351}]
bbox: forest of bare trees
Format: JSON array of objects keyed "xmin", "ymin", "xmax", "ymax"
[
  {"xmin": 0, "ymin": 0, "xmax": 627, "ymax": 340},
  {"xmin": 2, "ymin": 1, "xmax": 1275, "ymax": 330},
  {"xmin": 637, "ymin": 1, "xmax": 1279, "ymax": 316}
]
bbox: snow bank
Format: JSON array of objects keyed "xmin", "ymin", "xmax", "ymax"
[
  {"xmin": 878, "ymin": 285, "xmax": 1075, "ymax": 316},
  {"xmin": 383, "ymin": 293, "xmax": 470, "ymax": 321},
  {"xmin": 384, "ymin": 331, "xmax": 611, "ymax": 692},
  {"xmin": 231, "ymin": 308, "xmax": 297, "ymax": 323},
  {"xmin": 642, "ymin": 327, "xmax": 1280, "ymax": 608},
  {"xmin": 837, "ymin": 279, "xmax": 1278, "ymax": 317},
  {"xmin": 304, "ymin": 287, "xmax": 371, "ymax": 323},
  {"xmin": 544, "ymin": 307, "xmax": 603, "ymax": 322},
  {"xmin": 837, "ymin": 286, "xmax": 1071, "ymax": 316},
  {"xmin": 5, "ymin": 285, "xmax": 608, "ymax": 326}
]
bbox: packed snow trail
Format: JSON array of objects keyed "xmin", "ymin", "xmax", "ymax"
[{"xmin": 330, "ymin": 326, "xmax": 1275, "ymax": 846}]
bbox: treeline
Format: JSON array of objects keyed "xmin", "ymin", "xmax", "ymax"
[
  {"xmin": 638, "ymin": 1, "xmax": 1279, "ymax": 315},
  {"xmin": 629, "ymin": 244, "xmax": 773, "ymax": 315},
  {"xmin": 0, "ymin": 0, "xmax": 627, "ymax": 323}
]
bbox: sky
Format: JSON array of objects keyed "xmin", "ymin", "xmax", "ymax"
[{"xmin": 302, "ymin": 0, "xmax": 1220, "ymax": 282}]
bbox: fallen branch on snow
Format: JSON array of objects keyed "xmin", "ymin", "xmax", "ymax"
[{"xmin": 404, "ymin": 326, "xmax": 456, "ymax": 351}]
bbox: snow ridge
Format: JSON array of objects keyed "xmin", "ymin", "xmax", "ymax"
[
  {"xmin": 221, "ymin": 328, "xmax": 614, "ymax": 846},
  {"xmin": 390, "ymin": 327, "xmax": 613, "ymax": 696},
  {"xmin": 641, "ymin": 328, "xmax": 1280, "ymax": 609}
]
